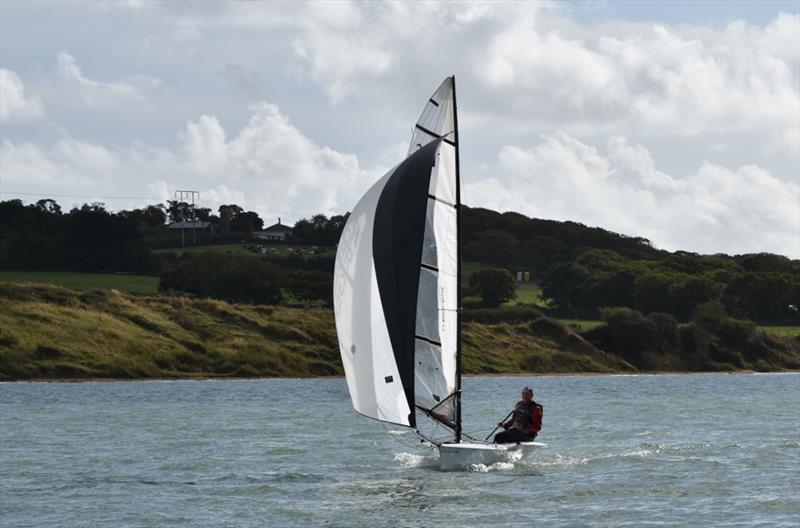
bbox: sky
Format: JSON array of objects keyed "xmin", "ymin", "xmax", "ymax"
[{"xmin": 1, "ymin": 0, "xmax": 798, "ymax": 258}]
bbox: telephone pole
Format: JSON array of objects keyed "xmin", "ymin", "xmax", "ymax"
[{"xmin": 174, "ymin": 190, "xmax": 199, "ymax": 248}]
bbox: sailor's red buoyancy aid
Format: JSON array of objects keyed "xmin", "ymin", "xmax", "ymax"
[
  {"xmin": 529, "ymin": 403, "xmax": 543, "ymax": 435},
  {"xmin": 504, "ymin": 401, "xmax": 544, "ymax": 435}
]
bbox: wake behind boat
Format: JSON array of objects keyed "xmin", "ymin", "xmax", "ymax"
[{"xmin": 333, "ymin": 76, "xmax": 544, "ymax": 470}]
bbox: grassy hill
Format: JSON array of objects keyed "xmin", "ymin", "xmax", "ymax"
[{"xmin": 0, "ymin": 283, "xmax": 634, "ymax": 381}]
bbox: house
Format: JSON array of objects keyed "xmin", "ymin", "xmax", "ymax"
[
  {"xmin": 167, "ymin": 220, "xmax": 214, "ymax": 233},
  {"xmin": 255, "ymin": 219, "xmax": 293, "ymax": 241}
]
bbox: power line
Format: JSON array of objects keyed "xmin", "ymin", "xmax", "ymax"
[
  {"xmin": 0, "ymin": 190, "xmax": 164, "ymax": 200},
  {"xmin": 1, "ymin": 190, "xmax": 340, "ymax": 220}
]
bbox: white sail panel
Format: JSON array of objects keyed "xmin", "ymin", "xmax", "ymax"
[
  {"xmin": 420, "ymin": 200, "xmax": 438, "ymax": 269},
  {"xmin": 407, "ymin": 78, "xmax": 455, "ymax": 156},
  {"xmin": 334, "ymin": 169, "xmax": 413, "ymax": 426},
  {"xmin": 415, "ymin": 269, "xmax": 441, "ymax": 342},
  {"xmin": 421, "ymin": 199, "xmax": 457, "ymax": 275},
  {"xmin": 414, "ymin": 339, "xmax": 456, "ymax": 423},
  {"xmin": 430, "ymin": 141, "xmax": 457, "ymax": 206}
]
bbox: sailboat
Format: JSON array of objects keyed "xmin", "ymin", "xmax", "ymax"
[{"xmin": 333, "ymin": 76, "xmax": 543, "ymax": 470}]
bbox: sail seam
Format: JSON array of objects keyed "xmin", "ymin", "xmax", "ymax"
[{"xmin": 421, "ymin": 263, "xmax": 439, "ymax": 273}]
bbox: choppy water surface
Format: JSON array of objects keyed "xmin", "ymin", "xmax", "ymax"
[{"xmin": 2, "ymin": 374, "xmax": 799, "ymax": 527}]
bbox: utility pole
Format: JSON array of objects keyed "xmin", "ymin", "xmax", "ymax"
[{"xmin": 174, "ymin": 190, "xmax": 199, "ymax": 248}]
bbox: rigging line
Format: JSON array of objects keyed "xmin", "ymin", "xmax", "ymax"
[
  {"xmin": 459, "ymin": 431, "xmax": 484, "ymax": 443},
  {"xmin": 382, "ymin": 422, "xmax": 426, "ymax": 451}
]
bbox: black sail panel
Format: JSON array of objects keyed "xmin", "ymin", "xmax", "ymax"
[{"xmin": 372, "ymin": 140, "xmax": 441, "ymax": 428}]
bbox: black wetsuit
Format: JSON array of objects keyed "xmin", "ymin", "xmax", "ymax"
[{"xmin": 494, "ymin": 400, "xmax": 538, "ymax": 444}]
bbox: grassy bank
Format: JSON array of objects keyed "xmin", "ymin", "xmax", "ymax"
[
  {"xmin": 0, "ymin": 283, "xmax": 634, "ymax": 381},
  {"xmin": 759, "ymin": 326, "xmax": 800, "ymax": 337}
]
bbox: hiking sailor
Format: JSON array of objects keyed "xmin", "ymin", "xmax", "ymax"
[{"xmin": 494, "ymin": 386, "xmax": 543, "ymax": 444}]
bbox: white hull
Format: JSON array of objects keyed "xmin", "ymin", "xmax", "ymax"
[{"xmin": 437, "ymin": 441, "xmax": 545, "ymax": 471}]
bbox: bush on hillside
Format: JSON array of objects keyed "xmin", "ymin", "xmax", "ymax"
[
  {"xmin": 160, "ymin": 253, "xmax": 283, "ymax": 304},
  {"xmin": 468, "ymin": 268, "xmax": 516, "ymax": 307},
  {"xmin": 463, "ymin": 304, "xmax": 543, "ymax": 324}
]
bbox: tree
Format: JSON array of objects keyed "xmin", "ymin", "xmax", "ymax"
[
  {"xmin": 142, "ymin": 204, "xmax": 167, "ymax": 229},
  {"xmin": 194, "ymin": 207, "xmax": 212, "ymax": 222},
  {"xmin": 290, "ymin": 213, "xmax": 349, "ymax": 245},
  {"xmin": 230, "ymin": 211, "xmax": 263, "ymax": 233},
  {"xmin": 292, "ymin": 218, "xmax": 315, "ymax": 241},
  {"xmin": 736, "ymin": 253, "xmax": 797, "ymax": 273},
  {"xmin": 324, "ymin": 213, "xmax": 349, "ymax": 245},
  {"xmin": 723, "ymin": 272, "xmax": 800, "ymax": 322},
  {"xmin": 35, "ymin": 198, "xmax": 61, "ymax": 216},
  {"xmin": 218, "ymin": 204, "xmax": 243, "ymax": 230},
  {"xmin": 541, "ymin": 262, "xmax": 591, "ymax": 314},
  {"xmin": 119, "ymin": 204, "xmax": 167, "ymax": 231},
  {"xmin": 167, "ymin": 200, "xmax": 191, "ymax": 223},
  {"xmin": 468, "ymin": 268, "xmax": 516, "ymax": 307},
  {"xmin": 463, "ymin": 230, "xmax": 523, "ymax": 267}
]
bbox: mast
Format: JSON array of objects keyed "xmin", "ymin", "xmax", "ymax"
[{"xmin": 452, "ymin": 75, "xmax": 462, "ymax": 444}]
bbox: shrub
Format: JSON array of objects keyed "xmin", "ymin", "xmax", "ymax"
[
  {"xmin": 463, "ymin": 304, "xmax": 543, "ymax": 324},
  {"xmin": 160, "ymin": 253, "xmax": 283, "ymax": 304},
  {"xmin": 529, "ymin": 317, "xmax": 568, "ymax": 339},
  {"xmin": 468, "ymin": 268, "xmax": 516, "ymax": 307}
]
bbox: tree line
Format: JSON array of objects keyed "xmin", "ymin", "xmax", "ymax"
[
  {"xmin": 460, "ymin": 207, "xmax": 800, "ymax": 325},
  {"xmin": 2, "ymin": 198, "xmax": 797, "ymax": 325}
]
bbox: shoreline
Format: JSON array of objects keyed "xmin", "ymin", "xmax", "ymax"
[{"xmin": 4, "ymin": 369, "xmax": 799, "ymax": 383}]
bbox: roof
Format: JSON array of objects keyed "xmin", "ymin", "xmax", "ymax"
[
  {"xmin": 168, "ymin": 221, "xmax": 211, "ymax": 229},
  {"xmin": 263, "ymin": 222, "xmax": 293, "ymax": 234}
]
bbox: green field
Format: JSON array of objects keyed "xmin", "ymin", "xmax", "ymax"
[
  {"xmin": 0, "ymin": 272, "xmax": 159, "ymax": 294},
  {"xmin": 153, "ymin": 243, "xmax": 335, "ymax": 258},
  {"xmin": 759, "ymin": 326, "xmax": 800, "ymax": 337},
  {"xmin": 508, "ymin": 282, "xmax": 548, "ymax": 307},
  {"xmin": 152, "ymin": 243, "xmax": 253, "ymax": 256}
]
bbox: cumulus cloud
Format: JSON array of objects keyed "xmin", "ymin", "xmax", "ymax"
[
  {"xmin": 477, "ymin": 13, "xmax": 800, "ymax": 153},
  {"xmin": 1, "ymin": 102, "xmax": 376, "ymax": 222},
  {"xmin": 0, "ymin": 138, "xmax": 119, "ymax": 188},
  {"xmin": 56, "ymin": 51, "xmax": 160, "ymax": 106},
  {"xmin": 180, "ymin": 102, "xmax": 372, "ymax": 216},
  {"xmin": 0, "ymin": 69, "xmax": 45, "ymax": 122},
  {"xmin": 465, "ymin": 132, "xmax": 799, "ymax": 257},
  {"xmin": 135, "ymin": 3, "xmax": 798, "ymax": 153},
  {"xmin": 2, "ymin": 2, "xmax": 797, "ymax": 256}
]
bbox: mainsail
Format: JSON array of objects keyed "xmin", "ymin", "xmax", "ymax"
[{"xmin": 333, "ymin": 77, "xmax": 461, "ymax": 436}]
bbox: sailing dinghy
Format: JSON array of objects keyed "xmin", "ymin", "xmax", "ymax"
[{"xmin": 333, "ymin": 76, "xmax": 543, "ymax": 470}]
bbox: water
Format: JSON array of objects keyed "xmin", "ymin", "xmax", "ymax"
[{"xmin": 1, "ymin": 374, "xmax": 799, "ymax": 527}]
